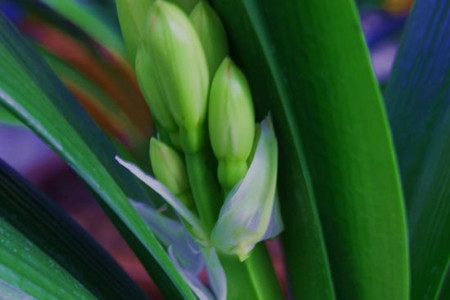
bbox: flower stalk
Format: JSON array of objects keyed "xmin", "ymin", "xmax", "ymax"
[
  {"xmin": 117, "ymin": 1, "xmax": 284, "ymax": 299},
  {"xmin": 209, "ymin": 59, "xmax": 283, "ymax": 299}
]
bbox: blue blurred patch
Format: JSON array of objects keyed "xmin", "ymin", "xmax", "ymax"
[
  {"xmin": 0, "ymin": 0, "xmax": 25, "ymax": 24},
  {"xmin": 361, "ymin": 9, "xmax": 408, "ymax": 49}
]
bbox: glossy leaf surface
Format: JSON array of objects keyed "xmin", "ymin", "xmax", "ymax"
[{"xmin": 213, "ymin": 0, "xmax": 409, "ymax": 299}]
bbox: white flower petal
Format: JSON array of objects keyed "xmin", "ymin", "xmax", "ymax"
[
  {"xmin": 168, "ymin": 247, "xmax": 214, "ymax": 300},
  {"xmin": 168, "ymin": 246, "xmax": 226, "ymax": 300},
  {"xmin": 115, "ymin": 157, "xmax": 208, "ymax": 242},
  {"xmin": 202, "ymin": 247, "xmax": 226, "ymax": 300},
  {"xmin": 211, "ymin": 116, "xmax": 283, "ymax": 260},
  {"xmin": 132, "ymin": 201, "xmax": 204, "ymax": 274},
  {"xmin": 262, "ymin": 193, "xmax": 284, "ymax": 240}
]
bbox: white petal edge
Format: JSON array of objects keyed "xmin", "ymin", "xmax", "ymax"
[
  {"xmin": 202, "ymin": 247, "xmax": 226, "ymax": 300},
  {"xmin": 168, "ymin": 247, "xmax": 214, "ymax": 300}
]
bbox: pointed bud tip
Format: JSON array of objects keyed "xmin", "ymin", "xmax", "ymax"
[
  {"xmin": 141, "ymin": 0, "xmax": 209, "ymax": 149},
  {"xmin": 190, "ymin": 2, "xmax": 228, "ymax": 76},
  {"xmin": 208, "ymin": 57, "xmax": 255, "ymax": 162}
]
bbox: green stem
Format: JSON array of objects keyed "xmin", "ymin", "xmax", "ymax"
[
  {"xmin": 221, "ymin": 171, "xmax": 283, "ymax": 299},
  {"xmin": 185, "ymin": 149, "xmax": 222, "ymax": 232},
  {"xmin": 185, "ymin": 148, "xmax": 259, "ymax": 299},
  {"xmin": 220, "ymin": 254, "xmax": 259, "ymax": 300},
  {"xmin": 245, "ymin": 243, "xmax": 284, "ymax": 300}
]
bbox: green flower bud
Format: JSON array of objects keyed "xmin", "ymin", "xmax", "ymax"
[
  {"xmin": 190, "ymin": 1, "xmax": 228, "ymax": 77},
  {"xmin": 208, "ymin": 58, "xmax": 255, "ymax": 189},
  {"xmin": 141, "ymin": 1, "xmax": 209, "ymax": 153},
  {"xmin": 136, "ymin": 47, "xmax": 179, "ymax": 146},
  {"xmin": 150, "ymin": 138, "xmax": 193, "ymax": 207},
  {"xmin": 116, "ymin": 0, "xmax": 153, "ymax": 61},
  {"xmin": 168, "ymin": 0, "xmax": 199, "ymax": 13}
]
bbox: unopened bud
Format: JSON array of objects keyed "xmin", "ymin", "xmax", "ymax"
[
  {"xmin": 190, "ymin": 1, "xmax": 228, "ymax": 77},
  {"xmin": 140, "ymin": 1, "xmax": 209, "ymax": 153},
  {"xmin": 135, "ymin": 48, "xmax": 179, "ymax": 139},
  {"xmin": 150, "ymin": 138, "xmax": 193, "ymax": 207},
  {"xmin": 116, "ymin": 0, "xmax": 153, "ymax": 61},
  {"xmin": 208, "ymin": 58, "xmax": 255, "ymax": 189}
]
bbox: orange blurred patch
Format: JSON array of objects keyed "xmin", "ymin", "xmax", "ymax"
[
  {"xmin": 384, "ymin": 0, "xmax": 414, "ymax": 14},
  {"xmin": 20, "ymin": 17, "xmax": 153, "ymax": 146},
  {"xmin": 66, "ymin": 81, "xmax": 136, "ymax": 147}
]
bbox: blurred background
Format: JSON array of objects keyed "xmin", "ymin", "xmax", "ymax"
[{"xmin": 0, "ymin": 0, "xmax": 413, "ymax": 298}]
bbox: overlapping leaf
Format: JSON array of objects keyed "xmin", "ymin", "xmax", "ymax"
[
  {"xmin": 0, "ymin": 159, "xmax": 147, "ymax": 299},
  {"xmin": 0, "ymin": 14, "xmax": 195, "ymax": 300}
]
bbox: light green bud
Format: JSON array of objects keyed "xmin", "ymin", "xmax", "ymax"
[
  {"xmin": 190, "ymin": 1, "xmax": 228, "ymax": 77},
  {"xmin": 168, "ymin": 0, "xmax": 199, "ymax": 13},
  {"xmin": 141, "ymin": 1, "xmax": 209, "ymax": 153},
  {"xmin": 208, "ymin": 57, "xmax": 255, "ymax": 189},
  {"xmin": 135, "ymin": 48, "xmax": 179, "ymax": 140},
  {"xmin": 150, "ymin": 138, "xmax": 193, "ymax": 207},
  {"xmin": 116, "ymin": 0, "xmax": 153, "ymax": 61}
]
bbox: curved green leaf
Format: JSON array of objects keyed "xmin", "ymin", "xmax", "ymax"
[
  {"xmin": 213, "ymin": 0, "xmax": 409, "ymax": 299},
  {"xmin": 0, "ymin": 14, "xmax": 195, "ymax": 300},
  {"xmin": 0, "ymin": 159, "xmax": 147, "ymax": 299},
  {"xmin": 385, "ymin": 0, "xmax": 450, "ymax": 298}
]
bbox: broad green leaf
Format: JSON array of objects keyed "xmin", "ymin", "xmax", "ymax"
[
  {"xmin": 385, "ymin": 0, "xmax": 450, "ymax": 298},
  {"xmin": 0, "ymin": 159, "xmax": 147, "ymax": 299},
  {"xmin": 213, "ymin": 0, "xmax": 409, "ymax": 299},
  {"xmin": 212, "ymin": 1, "xmax": 335, "ymax": 298},
  {"xmin": 0, "ymin": 14, "xmax": 195, "ymax": 300}
]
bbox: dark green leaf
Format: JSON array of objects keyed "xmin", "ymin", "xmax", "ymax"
[
  {"xmin": 439, "ymin": 268, "xmax": 449, "ymax": 299},
  {"xmin": 0, "ymin": 159, "xmax": 147, "ymax": 299},
  {"xmin": 385, "ymin": 1, "xmax": 450, "ymax": 298},
  {"xmin": 0, "ymin": 218, "xmax": 96, "ymax": 300},
  {"xmin": 213, "ymin": 0, "xmax": 409, "ymax": 299},
  {"xmin": 0, "ymin": 14, "xmax": 194, "ymax": 300}
]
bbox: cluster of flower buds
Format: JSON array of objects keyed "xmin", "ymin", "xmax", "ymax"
[{"xmin": 116, "ymin": 1, "xmax": 283, "ymax": 298}]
